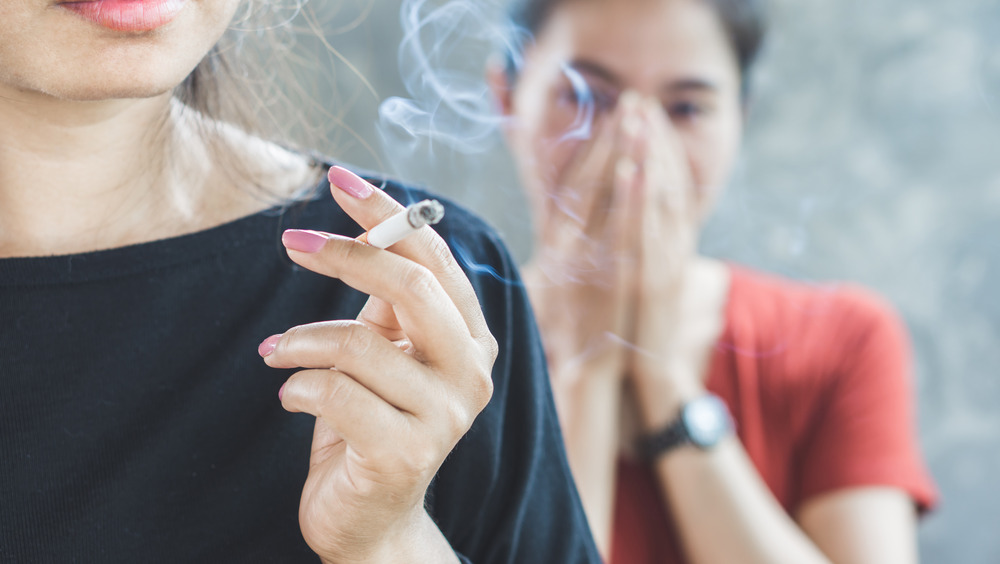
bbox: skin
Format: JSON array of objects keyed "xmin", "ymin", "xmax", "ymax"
[
  {"xmin": 0, "ymin": 0, "xmax": 316, "ymax": 257},
  {"xmin": 1, "ymin": 1, "xmax": 495, "ymax": 561},
  {"xmin": 491, "ymin": 0, "xmax": 920, "ymax": 561}
]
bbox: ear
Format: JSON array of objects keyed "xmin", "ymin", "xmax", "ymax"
[{"xmin": 485, "ymin": 55, "xmax": 515, "ymax": 117}]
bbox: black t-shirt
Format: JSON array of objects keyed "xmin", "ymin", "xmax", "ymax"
[{"xmin": 0, "ymin": 175, "xmax": 600, "ymax": 563}]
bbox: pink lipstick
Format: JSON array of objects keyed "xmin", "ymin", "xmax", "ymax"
[{"xmin": 61, "ymin": 0, "xmax": 187, "ymax": 32}]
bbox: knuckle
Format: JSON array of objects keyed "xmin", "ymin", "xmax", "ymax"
[
  {"xmin": 320, "ymin": 370, "xmax": 355, "ymax": 410},
  {"xmin": 278, "ymin": 325, "xmax": 305, "ymax": 358},
  {"xmin": 333, "ymin": 235, "xmax": 365, "ymax": 266},
  {"xmin": 399, "ymin": 263, "xmax": 438, "ymax": 301},
  {"xmin": 284, "ymin": 369, "xmax": 324, "ymax": 407},
  {"xmin": 426, "ymin": 235, "xmax": 458, "ymax": 271},
  {"xmin": 471, "ymin": 367, "xmax": 495, "ymax": 411},
  {"xmin": 373, "ymin": 191, "xmax": 404, "ymax": 217},
  {"xmin": 339, "ymin": 320, "xmax": 374, "ymax": 357},
  {"xmin": 373, "ymin": 433, "xmax": 439, "ymax": 480},
  {"xmin": 400, "ymin": 447, "xmax": 439, "ymax": 478},
  {"xmin": 483, "ymin": 333, "xmax": 499, "ymax": 364},
  {"xmin": 443, "ymin": 399, "xmax": 476, "ymax": 438}
]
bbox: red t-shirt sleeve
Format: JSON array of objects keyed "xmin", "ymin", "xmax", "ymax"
[{"xmin": 794, "ymin": 287, "xmax": 938, "ymax": 512}]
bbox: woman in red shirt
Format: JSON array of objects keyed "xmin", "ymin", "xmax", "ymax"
[{"xmin": 490, "ymin": 0, "xmax": 937, "ymax": 562}]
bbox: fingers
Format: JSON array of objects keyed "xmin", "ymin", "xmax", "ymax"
[
  {"xmin": 548, "ymin": 91, "xmax": 644, "ymax": 239},
  {"xmin": 325, "ymin": 167, "xmax": 493, "ymax": 345},
  {"xmin": 637, "ymin": 98, "xmax": 692, "ymax": 214},
  {"xmin": 281, "ymin": 230, "xmax": 483, "ymax": 370},
  {"xmin": 262, "ymin": 320, "xmax": 440, "ymax": 416},
  {"xmin": 280, "ymin": 367, "xmax": 410, "ymax": 457},
  {"xmin": 553, "ymin": 120, "xmax": 616, "ymax": 231},
  {"xmin": 282, "ymin": 366, "xmax": 481, "ymax": 485}
]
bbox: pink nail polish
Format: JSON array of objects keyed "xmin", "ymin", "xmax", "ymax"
[
  {"xmin": 328, "ymin": 166, "xmax": 375, "ymax": 199},
  {"xmin": 258, "ymin": 334, "xmax": 282, "ymax": 357},
  {"xmin": 282, "ymin": 230, "xmax": 328, "ymax": 253},
  {"xmin": 278, "ymin": 383, "xmax": 286, "ymax": 401}
]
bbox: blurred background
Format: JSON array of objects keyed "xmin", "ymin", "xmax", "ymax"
[{"xmin": 278, "ymin": 0, "xmax": 1000, "ymax": 560}]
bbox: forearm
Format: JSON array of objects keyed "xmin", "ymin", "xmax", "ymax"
[
  {"xmin": 551, "ymin": 360, "xmax": 623, "ymax": 557},
  {"xmin": 653, "ymin": 437, "xmax": 831, "ymax": 564},
  {"xmin": 632, "ymin": 359, "xmax": 830, "ymax": 564}
]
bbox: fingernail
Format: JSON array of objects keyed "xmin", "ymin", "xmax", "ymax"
[
  {"xmin": 328, "ymin": 166, "xmax": 375, "ymax": 199},
  {"xmin": 278, "ymin": 383, "xmax": 286, "ymax": 401},
  {"xmin": 282, "ymin": 230, "xmax": 328, "ymax": 253},
  {"xmin": 258, "ymin": 334, "xmax": 282, "ymax": 357}
]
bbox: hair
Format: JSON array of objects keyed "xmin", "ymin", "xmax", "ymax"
[
  {"xmin": 170, "ymin": 1, "xmax": 383, "ymax": 199},
  {"xmin": 504, "ymin": 0, "xmax": 767, "ymax": 97},
  {"xmin": 175, "ymin": 3, "xmax": 299, "ymax": 151}
]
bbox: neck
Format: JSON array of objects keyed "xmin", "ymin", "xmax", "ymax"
[
  {"xmin": 0, "ymin": 87, "xmax": 181, "ymax": 255},
  {"xmin": 0, "ymin": 87, "xmax": 314, "ymax": 258}
]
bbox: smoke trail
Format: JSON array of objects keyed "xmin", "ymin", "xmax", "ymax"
[
  {"xmin": 378, "ymin": 0, "xmax": 510, "ymax": 155},
  {"xmin": 377, "ymin": 0, "xmax": 597, "ymax": 158},
  {"xmin": 377, "ymin": 0, "xmax": 601, "ymax": 270}
]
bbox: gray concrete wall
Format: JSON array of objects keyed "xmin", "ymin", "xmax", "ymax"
[{"xmin": 290, "ymin": 0, "xmax": 1000, "ymax": 560}]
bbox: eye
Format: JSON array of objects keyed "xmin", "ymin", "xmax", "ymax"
[
  {"xmin": 668, "ymin": 101, "xmax": 706, "ymax": 121},
  {"xmin": 555, "ymin": 65, "xmax": 621, "ymax": 117},
  {"xmin": 554, "ymin": 83, "xmax": 618, "ymax": 115},
  {"xmin": 554, "ymin": 85, "xmax": 581, "ymax": 107},
  {"xmin": 590, "ymin": 89, "xmax": 618, "ymax": 113}
]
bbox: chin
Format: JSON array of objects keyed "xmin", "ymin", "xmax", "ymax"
[
  {"xmin": 0, "ymin": 0, "xmax": 238, "ymax": 104},
  {"xmin": 48, "ymin": 71, "xmax": 190, "ymax": 103},
  {"xmin": 15, "ymin": 45, "xmax": 207, "ymax": 103}
]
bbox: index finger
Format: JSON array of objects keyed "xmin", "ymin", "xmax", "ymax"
[
  {"xmin": 282, "ymin": 231, "xmax": 480, "ymax": 370},
  {"xmin": 326, "ymin": 166, "xmax": 491, "ymax": 343}
]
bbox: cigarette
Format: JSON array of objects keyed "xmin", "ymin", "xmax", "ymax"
[{"xmin": 359, "ymin": 199, "xmax": 445, "ymax": 249}]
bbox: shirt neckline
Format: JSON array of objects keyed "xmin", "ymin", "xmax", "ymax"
[{"xmin": 0, "ymin": 178, "xmax": 333, "ymax": 288}]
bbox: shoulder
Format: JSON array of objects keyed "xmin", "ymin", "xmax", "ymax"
[
  {"xmin": 721, "ymin": 265, "xmax": 910, "ymax": 384},
  {"xmin": 727, "ymin": 264, "xmax": 904, "ymax": 341}
]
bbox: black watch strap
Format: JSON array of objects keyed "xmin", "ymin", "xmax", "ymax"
[
  {"xmin": 637, "ymin": 394, "xmax": 733, "ymax": 460},
  {"xmin": 638, "ymin": 417, "xmax": 689, "ymax": 460}
]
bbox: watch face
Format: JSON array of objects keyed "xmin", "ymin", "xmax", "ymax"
[{"xmin": 682, "ymin": 396, "xmax": 732, "ymax": 447}]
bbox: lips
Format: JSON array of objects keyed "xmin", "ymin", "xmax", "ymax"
[{"xmin": 61, "ymin": 0, "xmax": 187, "ymax": 32}]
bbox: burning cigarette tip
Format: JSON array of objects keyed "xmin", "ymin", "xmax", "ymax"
[
  {"xmin": 364, "ymin": 199, "xmax": 446, "ymax": 249},
  {"xmin": 408, "ymin": 199, "xmax": 445, "ymax": 228}
]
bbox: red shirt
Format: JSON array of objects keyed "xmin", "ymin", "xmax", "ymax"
[{"xmin": 610, "ymin": 266, "xmax": 938, "ymax": 564}]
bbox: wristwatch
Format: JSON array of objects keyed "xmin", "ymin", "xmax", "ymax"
[{"xmin": 638, "ymin": 394, "xmax": 734, "ymax": 460}]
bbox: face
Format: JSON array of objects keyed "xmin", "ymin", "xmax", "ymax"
[
  {"xmin": 501, "ymin": 0, "xmax": 745, "ymax": 221},
  {"xmin": 0, "ymin": 0, "xmax": 240, "ymax": 102}
]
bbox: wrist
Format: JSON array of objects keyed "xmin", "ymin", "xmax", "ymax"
[
  {"xmin": 629, "ymin": 361, "xmax": 704, "ymax": 432},
  {"xmin": 637, "ymin": 393, "xmax": 734, "ymax": 460},
  {"xmin": 317, "ymin": 508, "xmax": 458, "ymax": 564}
]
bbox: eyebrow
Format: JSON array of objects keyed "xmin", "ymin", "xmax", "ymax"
[{"xmin": 566, "ymin": 59, "xmax": 720, "ymax": 94}]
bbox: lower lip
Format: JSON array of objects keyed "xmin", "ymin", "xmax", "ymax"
[{"xmin": 61, "ymin": 0, "xmax": 187, "ymax": 32}]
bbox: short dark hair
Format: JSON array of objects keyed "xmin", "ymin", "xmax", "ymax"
[{"xmin": 504, "ymin": 0, "xmax": 767, "ymax": 96}]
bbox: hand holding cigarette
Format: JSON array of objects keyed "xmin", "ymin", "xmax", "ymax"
[{"xmin": 262, "ymin": 165, "xmax": 495, "ymax": 562}]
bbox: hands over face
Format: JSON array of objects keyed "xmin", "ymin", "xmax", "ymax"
[
  {"xmin": 259, "ymin": 169, "xmax": 497, "ymax": 563},
  {"xmin": 527, "ymin": 90, "xmax": 704, "ymax": 390},
  {"xmin": 524, "ymin": 92, "xmax": 648, "ymax": 381}
]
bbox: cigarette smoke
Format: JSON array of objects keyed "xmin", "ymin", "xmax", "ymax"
[
  {"xmin": 378, "ymin": 0, "xmax": 597, "ymax": 152},
  {"xmin": 376, "ymin": 0, "xmax": 600, "ymax": 279},
  {"xmin": 377, "ymin": 0, "xmax": 510, "ymax": 156}
]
